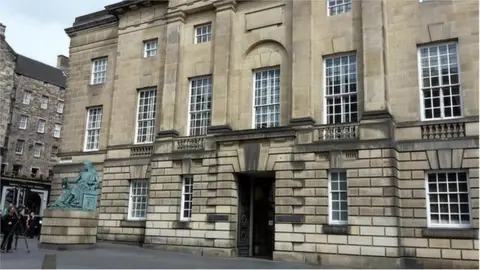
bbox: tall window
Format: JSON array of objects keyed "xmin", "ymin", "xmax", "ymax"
[
  {"xmin": 327, "ymin": 0, "xmax": 352, "ymax": 16},
  {"xmin": 143, "ymin": 39, "xmax": 158, "ymax": 58},
  {"xmin": 426, "ymin": 171, "xmax": 471, "ymax": 228},
  {"xmin": 34, "ymin": 143, "xmax": 43, "ymax": 158},
  {"xmin": 91, "ymin": 57, "xmax": 108, "ymax": 85},
  {"xmin": 57, "ymin": 100, "xmax": 64, "ymax": 114},
  {"xmin": 53, "ymin": 124, "xmax": 62, "ymax": 138},
  {"xmin": 128, "ymin": 180, "xmax": 149, "ymax": 220},
  {"xmin": 253, "ymin": 67, "xmax": 280, "ymax": 129},
  {"xmin": 135, "ymin": 89, "xmax": 156, "ymax": 144},
  {"xmin": 181, "ymin": 176, "xmax": 194, "ymax": 221},
  {"xmin": 15, "ymin": 140, "xmax": 25, "ymax": 154},
  {"xmin": 23, "ymin": 91, "xmax": 32, "ymax": 105},
  {"xmin": 419, "ymin": 42, "xmax": 461, "ymax": 120},
  {"xmin": 84, "ymin": 107, "xmax": 103, "ymax": 151},
  {"xmin": 194, "ymin": 24, "xmax": 212, "ymax": 44},
  {"xmin": 40, "ymin": 95, "xmax": 49, "ymax": 109},
  {"xmin": 19, "ymin": 115, "xmax": 28, "ymax": 130},
  {"xmin": 189, "ymin": 77, "xmax": 212, "ymax": 136},
  {"xmin": 37, "ymin": 119, "xmax": 46, "ymax": 133},
  {"xmin": 325, "ymin": 54, "xmax": 358, "ymax": 124},
  {"xmin": 329, "ymin": 171, "xmax": 348, "ymax": 224},
  {"xmin": 51, "ymin": 146, "xmax": 59, "ymax": 158}
]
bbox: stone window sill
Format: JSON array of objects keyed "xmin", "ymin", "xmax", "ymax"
[
  {"xmin": 173, "ymin": 221, "xmax": 192, "ymax": 229},
  {"xmin": 422, "ymin": 228, "xmax": 478, "ymax": 239},
  {"xmin": 322, "ymin": 224, "xmax": 350, "ymax": 235},
  {"xmin": 121, "ymin": 220, "xmax": 146, "ymax": 228}
]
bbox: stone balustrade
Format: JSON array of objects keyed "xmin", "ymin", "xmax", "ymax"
[
  {"xmin": 316, "ymin": 123, "xmax": 359, "ymax": 141},
  {"xmin": 130, "ymin": 145, "xmax": 153, "ymax": 158},
  {"xmin": 421, "ymin": 122, "xmax": 466, "ymax": 140},
  {"xmin": 175, "ymin": 136, "xmax": 206, "ymax": 151}
]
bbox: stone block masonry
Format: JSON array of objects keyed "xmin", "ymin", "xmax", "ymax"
[{"xmin": 53, "ymin": 0, "xmax": 479, "ymax": 269}]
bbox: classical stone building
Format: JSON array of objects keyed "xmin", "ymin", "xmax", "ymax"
[
  {"xmin": 55, "ymin": 0, "xmax": 478, "ymax": 268},
  {"xmin": 0, "ymin": 23, "xmax": 68, "ymax": 215}
]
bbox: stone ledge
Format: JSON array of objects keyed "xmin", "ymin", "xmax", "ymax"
[
  {"xmin": 206, "ymin": 214, "xmax": 229, "ymax": 223},
  {"xmin": 38, "ymin": 243, "xmax": 96, "ymax": 251},
  {"xmin": 207, "ymin": 125, "xmax": 232, "ymax": 134},
  {"xmin": 120, "ymin": 220, "xmax": 146, "ymax": 228},
  {"xmin": 422, "ymin": 228, "xmax": 479, "ymax": 239},
  {"xmin": 275, "ymin": 215, "xmax": 304, "ymax": 224},
  {"xmin": 322, "ymin": 224, "xmax": 350, "ymax": 235}
]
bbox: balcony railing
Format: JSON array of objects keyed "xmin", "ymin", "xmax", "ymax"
[
  {"xmin": 421, "ymin": 122, "xmax": 465, "ymax": 140},
  {"xmin": 130, "ymin": 145, "xmax": 153, "ymax": 158},
  {"xmin": 175, "ymin": 136, "xmax": 205, "ymax": 151},
  {"xmin": 317, "ymin": 123, "xmax": 359, "ymax": 141}
]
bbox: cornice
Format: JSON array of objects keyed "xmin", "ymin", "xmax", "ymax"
[
  {"xmin": 165, "ymin": 10, "xmax": 187, "ymax": 23},
  {"xmin": 213, "ymin": 0, "xmax": 237, "ymax": 12}
]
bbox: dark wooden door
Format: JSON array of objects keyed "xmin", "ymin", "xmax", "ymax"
[{"xmin": 237, "ymin": 178, "xmax": 251, "ymax": 257}]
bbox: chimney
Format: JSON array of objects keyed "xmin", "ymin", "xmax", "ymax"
[
  {"xmin": 0, "ymin": 23, "xmax": 5, "ymax": 38},
  {"xmin": 56, "ymin": 55, "xmax": 70, "ymax": 75}
]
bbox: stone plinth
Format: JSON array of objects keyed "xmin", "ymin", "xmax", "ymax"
[{"xmin": 39, "ymin": 209, "xmax": 98, "ymax": 250}]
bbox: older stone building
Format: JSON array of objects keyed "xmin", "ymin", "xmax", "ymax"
[
  {"xmin": 0, "ymin": 23, "xmax": 68, "ymax": 216},
  {"xmin": 55, "ymin": 0, "xmax": 478, "ymax": 268}
]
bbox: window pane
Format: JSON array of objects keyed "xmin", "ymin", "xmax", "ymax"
[{"xmin": 426, "ymin": 172, "xmax": 470, "ymax": 227}]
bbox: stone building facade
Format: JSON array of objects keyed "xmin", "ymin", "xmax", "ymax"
[
  {"xmin": 0, "ymin": 23, "xmax": 68, "ymax": 215},
  {"xmin": 55, "ymin": 0, "xmax": 478, "ymax": 268}
]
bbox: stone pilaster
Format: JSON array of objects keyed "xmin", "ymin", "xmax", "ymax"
[
  {"xmin": 360, "ymin": 0, "xmax": 394, "ymax": 140},
  {"xmin": 290, "ymin": 0, "xmax": 315, "ymax": 127},
  {"xmin": 158, "ymin": 11, "xmax": 186, "ymax": 138},
  {"xmin": 208, "ymin": 0, "xmax": 236, "ymax": 134}
]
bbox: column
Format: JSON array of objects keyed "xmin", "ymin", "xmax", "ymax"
[
  {"xmin": 361, "ymin": 0, "xmax": 391, "ymax": 118},
  {"xmin": 208, "ymin": 0, "xmax": 236, "ymax": 134},
  {"xmin": 360, "ymin": 0, "xmax": 394, "ymax": 140},
  {"xmin": 157, "ymin": 11, "xmax": 186, "ymax": 138},
  {"xmin": 290, "ymin": 0, "xmax": 315, "ymax": 126}
]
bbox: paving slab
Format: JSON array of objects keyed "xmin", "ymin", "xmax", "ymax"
[{"xmin": 0, "ymin": 238, "xmax": 334, "ymax": 269}]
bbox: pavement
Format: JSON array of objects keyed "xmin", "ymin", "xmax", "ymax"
[{"xmin": 0, "ymin": 238, "xmax": 333, "ymax": 269}]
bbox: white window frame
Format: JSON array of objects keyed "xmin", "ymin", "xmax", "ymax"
[
  {"xmin": 134, "ymin": 89, "xmax": 157, "ymax": 144},
  {"xmin": 51, "ymin": 146, "xmax": 59, "ymax": 158},
  {"xmin": 37, "ymin": 119, "xmax": 46, "ymax": 133},
  {"xmin": 327, "ymin": 0, "xmax": 352, "ymax": 16},
  {"xmin": 252, "ymin": 67, "xmax": 281, "ymax": 129},
  {"xmin": 33, "ymin": 143, "xmax": 43, "ymax": 158},
  {"xmin": 91, "ymin": 57, "xmax": 108, "ymax": 85},
  {"xmin": 425, "ymin": 170, "xmax": 472, "ymax": 229},
  {"xmin": 19, "ymin": 115, "xmax": 28, "ymax": 130},
  {"xmin": 188, "ymin": 76, "xmax": 212, "ymax": 136},
  {"xmin": 194, "ymin": 23, "xmax": 212, "ymax": 44},
  {"xmin": 57, "ymin": 100, "xmax": 64, "ymax": 114},
  {"xmin": 180, "ymin": 176, "xmax": 194, "ymax": 221},
  {"xmin": 143, "ymin": 39, "xmax": 158, "ymax": 58},
  {"xmin": 418, "ymin": 42, "xmax": 463, "ymax": 121},
  {"xmin": 323, "ymin": 53, "xmax": 358, "ymax": 124},
  {"xmin": 127, "ymin": 180, "xmax": 149, "ymax": 221},
  {"xmin": 53, "ymin": 124, "xmax": 62, "ymax": 138},
  {"xmin": 23, "ymin": 91, "xmax": 32, "ymax": 105},
  {"xmin": 328, "ymin": 170, "xmax": 348, "ymax": 225},
  {"xmin": 15, "ymin": 140, "xmax": 25, "ymax": 155},
  {"xmin": 40, "ymin": 95, "xmax": 49, "ymax": 109},
  {"xmin": 84, "ymin": 107, "xmax": 103, "ymax": 151}
]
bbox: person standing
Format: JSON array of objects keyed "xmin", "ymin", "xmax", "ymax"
[{"xmin": 0, "ymin": 206, "xmax": 18, "ymax": 253}]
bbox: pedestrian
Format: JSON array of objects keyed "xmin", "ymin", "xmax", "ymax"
[
  {"xmin": 26, "ymin": 210, "xmax": 35, "ymax": 239},
  {"xmin": 0, "ymin": 206, "xmax": 18, "ymax": 253}
]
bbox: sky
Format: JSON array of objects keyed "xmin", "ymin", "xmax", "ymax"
[{"xmin": 0, "ymin": 0, "xmax": 118, "ymax": 67}]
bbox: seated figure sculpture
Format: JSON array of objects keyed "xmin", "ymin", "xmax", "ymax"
[{"xmin": 49, "ymin": 160, "xmax": 99, "ymax": 211}]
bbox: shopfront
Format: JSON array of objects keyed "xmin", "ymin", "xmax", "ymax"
[{"xmin": 0, "ymin": 177, "xmax": 51, "ymax": 216}]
